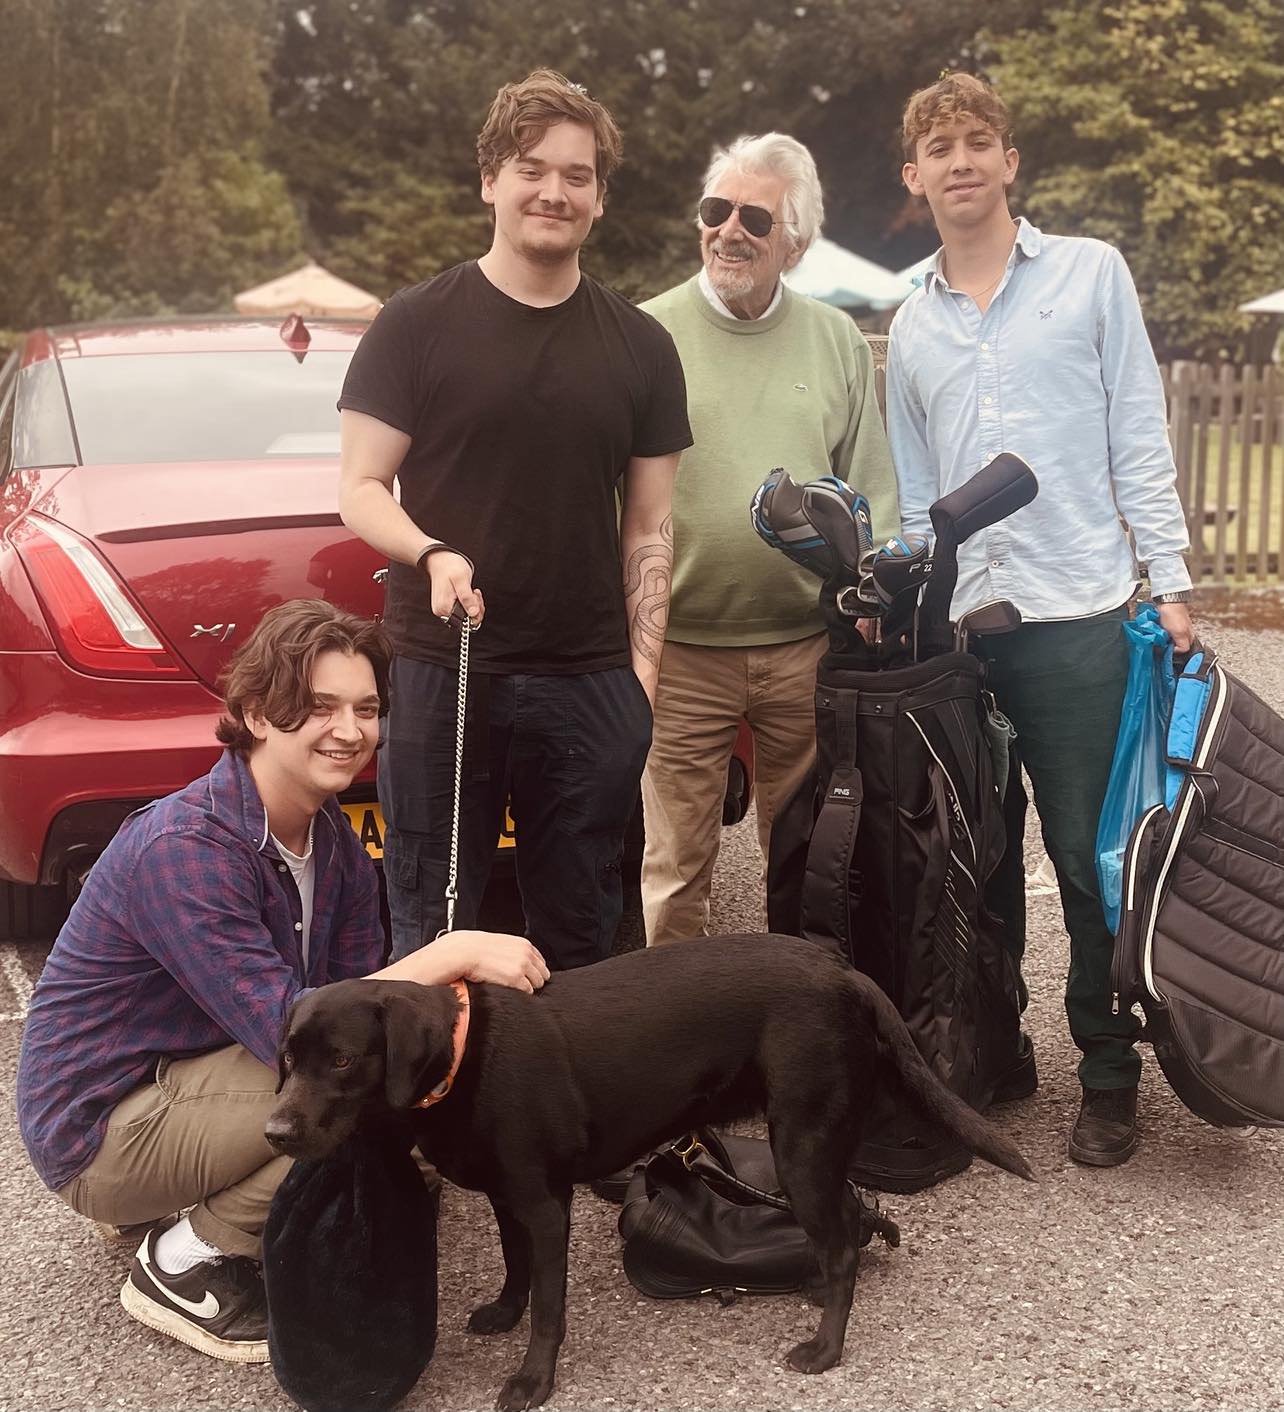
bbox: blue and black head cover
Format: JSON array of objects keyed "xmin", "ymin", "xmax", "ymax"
[{"xmin": 751, "ymin": 469, "xmax": 873, "ymax": 582}]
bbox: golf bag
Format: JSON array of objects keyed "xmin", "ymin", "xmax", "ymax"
[
  {"xmin": 767, "ymin": 645, "xmax": 1023, "ymax": 1190},
  {"xmin": 758, "ymin": 455, "xmax": 1036, "ymax": 1193},
  {"xmin": 1111, "ymin": 646, "xmax": 1284, "ymax": 1127}
]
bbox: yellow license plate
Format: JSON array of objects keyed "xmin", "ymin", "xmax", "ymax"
[{"xmin": 340, "ymin": 802, "xmax": 516, "ymax": 860}]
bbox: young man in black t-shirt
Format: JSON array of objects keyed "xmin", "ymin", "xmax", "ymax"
[{"xmin": 338, "ymin": 70, "xmax": 691, "ymax": 967}]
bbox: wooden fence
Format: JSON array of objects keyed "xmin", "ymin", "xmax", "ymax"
[
  {"xmin": 864, "ymin": 339, "xmax": 1283, "ymax": 587},
  {"xmin": 1164, "ymin": 362, "xmax": 1284, "ymax": 585}
]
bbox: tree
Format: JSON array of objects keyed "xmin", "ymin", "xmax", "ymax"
[
  {"xmin": 0, "ymin": 0, "xmax": 302, "ymax": 330},
  {"xmin": 984, "ymin": 0, "xmax": 1284, "ymax": 360},
  {"xmin": 267, "ymin": 0, "xmax": 1028, "ymax": 299}
]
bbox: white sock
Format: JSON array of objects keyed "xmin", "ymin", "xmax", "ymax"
[{"xmin": 153, "ymin": 1215, "xmax": 223, "ymax": 1275}]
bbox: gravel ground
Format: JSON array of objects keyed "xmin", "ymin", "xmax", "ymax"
[{"xmin": 2, "ymin": 609, "xmax": 1282, "ymax": 1412}]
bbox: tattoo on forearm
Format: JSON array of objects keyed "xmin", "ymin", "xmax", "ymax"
[{"xmin": 624, "ymin": 521, "xmax": 673, "ymax": 670}]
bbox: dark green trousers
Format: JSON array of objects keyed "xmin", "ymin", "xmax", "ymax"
[{"xmin": 978, "ymin": 605, "xmax": 1142, "ymax": 1091}]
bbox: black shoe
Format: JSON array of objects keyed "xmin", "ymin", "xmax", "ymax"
[
  {"xmin": 849, "ymin": 1134, "xmax": 972, "ymax": 1194},
  {"xmin": 120, "ymin": 1223, "xmax": 269, "ymax": 1363},
  {"xmin": 990, "ymin": 1033, "xmax": 1038, "ymax": 1104},
  {"xmin": 1068, "ymin": 1085, "xmax": 1138, "ymax": 1167}
]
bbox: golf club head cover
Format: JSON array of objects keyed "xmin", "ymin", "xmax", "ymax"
[
  {"xmin": 870, "ymin": 533, "xmax": 932, "ymax": 607},
  {"xmin": 751, "ymin": 469, "xmax": 824, "ymax": 577},
  {"xmin": 802, "ymin": 476, "xmax": 873, "ymax": 578},
  {"xmin": 927, "ymin": 452, "xmax": 1038, "ymax": 546},
  {"xmin": 750, "ymin": 469, "xmax": 871, "ymax": 584},
  {"xmin": 919, "ymin": 453, "xmax": 1039, "ymax": 650}
]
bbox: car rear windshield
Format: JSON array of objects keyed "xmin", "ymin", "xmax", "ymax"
[{"xmin": 59, "ymin": 350, "xmax": 356, "ymax": 463}]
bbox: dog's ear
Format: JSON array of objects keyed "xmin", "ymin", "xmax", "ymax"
[
  {"xmin": 275, "ymin": 999, "xmax": 299, "ymax": 1095},
  {"xmin": 381, "ymin": 987, "xmax": 459, "ymax": 1110}
]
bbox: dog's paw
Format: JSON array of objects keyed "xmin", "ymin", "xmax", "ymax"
[
  {"xmin": 785, "ymin": 1336, "xmax": 841, "ymax": 1375},
  {"xmin": 469, "ymin": 1300, "xmax": 525, "ymax": 1335},
  {"xmin": 495, "ymin": 1371, "xmax": 554, "ymax": 1411}
]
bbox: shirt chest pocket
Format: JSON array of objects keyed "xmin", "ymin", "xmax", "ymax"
[{"xmin": 1000, "ymin": 310, "xmax": 1103, "ymax": 404}]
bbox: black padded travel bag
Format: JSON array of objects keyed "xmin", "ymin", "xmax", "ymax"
[{"xmin": 1112, "ymin": 646, "xmax": 1284, "ymax": 1127}]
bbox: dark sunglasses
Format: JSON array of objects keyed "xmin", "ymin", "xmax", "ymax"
[{"xmin": 698, "ymin": 196, "xmax": 780, "ymax": 239}]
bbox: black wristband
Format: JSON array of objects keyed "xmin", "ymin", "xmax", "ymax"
[{"xmin": 414, "ymin": 542, "xmax": 474, "ymax": 575}]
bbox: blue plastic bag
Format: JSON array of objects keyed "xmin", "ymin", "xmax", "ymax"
[{"xmin": 1095, "ymin": 603, "xmax": 1176, "ymax": 934}]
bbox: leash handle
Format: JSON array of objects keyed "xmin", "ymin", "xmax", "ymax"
[{"xmin": 436, "ymin": 618, "xmax": 472, "ymax": 939}]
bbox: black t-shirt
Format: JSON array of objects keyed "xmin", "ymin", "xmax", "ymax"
[{"xmin": 338, "ymin": 262, "xmax": 692, "ymax": 673}]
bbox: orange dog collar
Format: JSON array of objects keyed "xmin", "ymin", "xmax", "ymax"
[{"xmin": 414, "ymin": 979, "xmax": 471, "ymax": 1109}]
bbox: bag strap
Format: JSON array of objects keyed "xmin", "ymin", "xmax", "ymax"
[
  {"xmin": 799, "ymin": 690, "xmax": 862, "ymax": 956},
  {"xmin": 657, "ymin": 1135, "xmax": 899, "ymax": 1248},
  {"xmin": 665, "ymin": 1134, "xmax": 794, "ymax": 1211}
]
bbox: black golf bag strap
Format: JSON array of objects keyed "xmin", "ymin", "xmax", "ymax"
[
  {"xmin": 800, "ymin": 693, "xmax": 861, "ymax": 957},
  {"xmin": 831, "ymin": 690, "xmax": 859, "ymax": 767}
]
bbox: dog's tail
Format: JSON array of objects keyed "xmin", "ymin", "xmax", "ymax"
[{"xmin": 857, "ymin": 975, "xmax": 1035, "ymax": 1182}]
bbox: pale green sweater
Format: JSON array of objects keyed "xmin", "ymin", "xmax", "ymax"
[{"xmin": 642, "ymin": 276, "xmax": 899, "ymax": 646}]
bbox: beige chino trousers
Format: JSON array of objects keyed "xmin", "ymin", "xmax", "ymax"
[
  {"xmin": 641, "ymin": 635, "xmax": 826, "ymax": 945},
  {"xmin": 57, "ymin": 1044, "xmax": 288, "ymax": 1260}
]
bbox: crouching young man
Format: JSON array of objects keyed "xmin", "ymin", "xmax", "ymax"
[{"xmin": 15, "ymin": 599, "xmax": 548, "ymax": 1363}]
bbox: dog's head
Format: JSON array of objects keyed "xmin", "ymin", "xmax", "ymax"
[{"xmin": 264, "ymin": 978, "xmax": 462, "ymax": 1160}]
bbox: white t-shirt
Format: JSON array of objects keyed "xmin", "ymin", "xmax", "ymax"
[{"xmin": 271, "ymin": 821, "xmax": 316, "ymax": 969}]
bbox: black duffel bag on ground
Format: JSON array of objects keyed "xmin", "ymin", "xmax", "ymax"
[{"xmin": 618, "ymin": 1129, "xmax": 899, "ymax": 1304}]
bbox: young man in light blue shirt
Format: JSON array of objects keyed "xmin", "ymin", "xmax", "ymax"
[{"xmin": 886, "ymin": 72, "xmax": 1195, "ymax": 1168}]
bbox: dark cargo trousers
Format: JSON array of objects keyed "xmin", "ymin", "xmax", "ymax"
[
  {"xmin": 379, "ymin": 656, "xmax": 653, "ymax": 968},
  {"xmin": 978, "ymin": 605, "xmax": 1143, "ymax": 1091}
]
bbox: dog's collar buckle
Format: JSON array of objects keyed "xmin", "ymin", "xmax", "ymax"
[{"xmin": 414, "ymin": 979, "xmax": 471, "ymax": 1110}]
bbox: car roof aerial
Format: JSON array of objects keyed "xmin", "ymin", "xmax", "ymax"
[{"xmin": 20, "ymin": 316, "xmax": 368, "ymax": 365}]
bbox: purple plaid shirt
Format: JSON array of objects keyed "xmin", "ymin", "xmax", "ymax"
[{"xmin": 16, "ymin": 750, "xmax": 385, "ymax": 1191}]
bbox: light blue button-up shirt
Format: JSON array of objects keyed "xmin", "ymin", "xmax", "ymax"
[{"xmin": 886, "ymin": 219, "xmax": 1190, "ymax": 622}]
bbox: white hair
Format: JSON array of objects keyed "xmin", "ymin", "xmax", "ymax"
[{"xmin": 700, "ymin": 132, "xmax": 824, "ymax": 254}]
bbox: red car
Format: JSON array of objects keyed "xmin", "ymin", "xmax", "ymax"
[{"xmin": 0, "ymin": 316, "xmax": 753, "ymax": 939}]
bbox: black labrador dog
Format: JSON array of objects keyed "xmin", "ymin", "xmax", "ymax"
[{"xmin": 266, "ymin": 934, "xmax": 1032, "ymax": 1411}]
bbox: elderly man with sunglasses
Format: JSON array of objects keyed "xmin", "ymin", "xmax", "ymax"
[{"xmin": 638, "ymin": 133, "xmax": 899, "ymax": 945}]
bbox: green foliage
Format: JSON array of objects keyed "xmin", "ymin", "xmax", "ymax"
[
  {"xmin": 0, "ymin": 0, "xmax": 1277, "ymax": 360},
  {"xmin": 986, "ymin": 0, "xmax": 1284, "ymax": 360},
  {"xmin": 266, "ymin": 0, "xmax": 1010, "ymax": 297},
  {"xmin": 0, "ymin": 0, "xmax": 301, "ymax": 329},
  {"xmin": 326, "ymin": 167, "xmax": 492, "ymax": 293}
]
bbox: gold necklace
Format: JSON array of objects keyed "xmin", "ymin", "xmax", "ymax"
[
  {"xmin": 958, "ymin": 269, "xmax": 1005, "ymax": 302},
  {"xmin": 945, "ymin": 222, "xmax": 1018, "ymax": 301}
]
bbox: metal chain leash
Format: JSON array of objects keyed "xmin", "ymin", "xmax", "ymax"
[{"xmin": 437, "ymin": 617, "xmax": 472, "ymax": 938}]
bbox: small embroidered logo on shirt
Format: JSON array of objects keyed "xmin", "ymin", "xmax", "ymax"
[
  {"xmin": 793, "ymin": 383, "xmax": 808, "ymax": 392},
  {"xmin": 1039, "ymin": 309, "xmax": 1053, "ymax": 320}
]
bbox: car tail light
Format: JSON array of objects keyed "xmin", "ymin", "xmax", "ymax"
[{"xmin": 9, "ymin": 514, "xmax": 192, "ymax": 678}]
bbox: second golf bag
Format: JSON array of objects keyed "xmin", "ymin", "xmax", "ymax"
[
  {"xmin": 1111, "ymin": 646, "xmax": 1284, "ymax": 1128},
  {"xmin": 759, "ymin": 456, "xmax": 1035, "ymax": 1192}
]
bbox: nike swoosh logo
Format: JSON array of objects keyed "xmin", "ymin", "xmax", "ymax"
[{"xmin": 139, "ymin": 1242, "xmax": 221, "ymax": 1319}]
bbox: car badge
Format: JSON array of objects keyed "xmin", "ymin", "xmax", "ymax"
[{"xmin": 191, "ymin": 623, "xmax": 237, "ymax": 642}]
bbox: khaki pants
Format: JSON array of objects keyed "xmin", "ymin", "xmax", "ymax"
[
  {"xmin": 641, "ymin": 635, "xmax": 826, "ymax": 945},
  {"xmin": 57, "ymin": 1045, "xmax": 288, "ymax": 1260}
]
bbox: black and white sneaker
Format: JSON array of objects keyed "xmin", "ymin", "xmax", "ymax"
[{"xmin": 120, "ymin": 1223, "xmax": 269, "ymax": 1363}]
